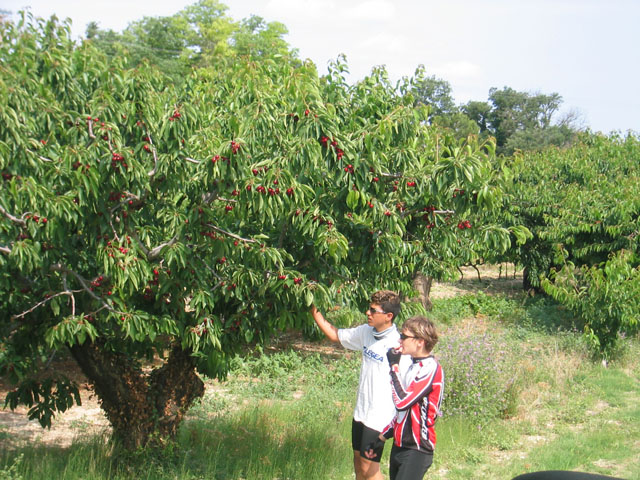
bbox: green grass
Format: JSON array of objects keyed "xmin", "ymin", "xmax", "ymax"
[{"xmin": 2, "ymin": 289, "xmax": 639, "ymax": 480}]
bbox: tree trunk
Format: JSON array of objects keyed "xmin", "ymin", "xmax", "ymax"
[
  {"xmin": 412, "ymin": 272, "xmax": 434, "ymax": 311},
  {"xmin": 69, "ymin": 340, "xmax": 204, "ymax": 449}
]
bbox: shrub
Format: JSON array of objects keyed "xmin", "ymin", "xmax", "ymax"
[
  {"xmin": 542, "ymin": 250, "xmax": 640, "ymax": 360},
  {"xmin": 437, "ymin": 333, "xmax": 518, "ymax": 423}
]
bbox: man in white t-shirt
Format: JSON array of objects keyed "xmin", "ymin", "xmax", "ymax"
[{"xmin": 310, "ymin": 290, "xmax": 405, "ymax": 480}]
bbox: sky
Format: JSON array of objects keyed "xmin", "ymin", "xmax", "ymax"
[{"xmin": 3, "ymin": 0, "xmax": 639, "ymax": 134}]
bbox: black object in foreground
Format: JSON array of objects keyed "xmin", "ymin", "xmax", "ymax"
[{"xmin": 512, "ymin": 471, "xmax": 625, "ymax": 480}]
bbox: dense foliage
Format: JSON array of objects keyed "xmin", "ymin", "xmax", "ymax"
[
  {"xmin": 508, "ymin": 133, "xmax": 640, "ymax": 357},
  {"xmin": 0, "ymin": 13, "xmax": 515, "ymax": 447}
]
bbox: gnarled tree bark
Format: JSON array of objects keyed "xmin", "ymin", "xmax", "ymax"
[
  {"xmin": 69, "ymin": 340, "xmax": 204, "ymax": 449},
  {"xmin": 412, "ymin": 272, "xmax": 434, "ymax": 311}
]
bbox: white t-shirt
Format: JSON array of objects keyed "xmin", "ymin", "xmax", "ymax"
[{"xmin": 338, "ymin": 323, "xmax": 409, "ymax": 432}]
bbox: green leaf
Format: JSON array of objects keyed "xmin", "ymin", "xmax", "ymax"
[{"xmin": 305, "ymin": 289, "xmax": 314, "ymax": 306}]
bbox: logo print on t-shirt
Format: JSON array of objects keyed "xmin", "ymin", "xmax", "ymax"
[{"xmin": 363, "ymin": 346, "xmax": 384, "ymax": 362}]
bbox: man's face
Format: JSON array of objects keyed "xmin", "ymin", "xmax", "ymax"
[{"xmin": 366, "ymin": 303, "xmax": 393, "ymax": 332}]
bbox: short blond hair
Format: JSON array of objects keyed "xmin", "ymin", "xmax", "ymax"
[{"xmin": 402, "ymin": 316, "xmax": 438, "ymax": 352}]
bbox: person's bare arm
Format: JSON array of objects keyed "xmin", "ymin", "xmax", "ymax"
[{"xmin": 309, "ymin": 304, "xmax": 340, "ymax": 343}]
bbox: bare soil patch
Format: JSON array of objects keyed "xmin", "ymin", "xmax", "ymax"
[
  {"xmin": 430, "ymin": 263, "xmax": 523, "ymax": 300},
  {"xmin": 0, "ymin": 264, "xmax": 522, "ymax": 449}
]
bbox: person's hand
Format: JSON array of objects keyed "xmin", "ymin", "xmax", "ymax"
[
  {"xmin": 386, "ymin": 347, "xmax": 401, "ymax": 366},
  {"xmin": 363, "ymin": 436, "xmax": 386, "ymax": 459}
]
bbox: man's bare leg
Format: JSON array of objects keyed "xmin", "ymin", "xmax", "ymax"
[{"xmin": 354, "ymin": 451, "xmax": 383, "ymax": 480}]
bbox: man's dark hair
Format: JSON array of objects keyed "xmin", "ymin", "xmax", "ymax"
[{"xmin": 371, "ymin": 290, "xmax": 401, "ymax": 321}]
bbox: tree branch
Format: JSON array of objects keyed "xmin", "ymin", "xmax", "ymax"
[
  {"xmin": 148, "ymin": 236, "xmax": 178, "ymax": 259},
  {"xmin": 87, "ymin": 118, "xmax": 96, "ymax": 139},
  {"xmin": 205, "ymin": 224, "xmax": 259, "ymax": 244},
  {"xmin": 11, "ymin": 290, "xmax": 78, "ymax": 320},
  {"xmin": 126, "ymin": 228, "xmax": 178, "ymax": 260},
  {"xmin": 49, "ymin": 263, "xmax": 116, "ymax": 313},
  {"xmin": 0, "ymin": 204, "xmax": 27, "ymax": 227},
  {"xmin": 0, "ymin": 245, "xmax": 11, "ymax": 254},
  {"xmin": 26, "ymin": 149, "xmax": 54, "ymax": 162},
  {"xmin": 146, "ymin": 130, "xmax": 159, "ymax": 177}
]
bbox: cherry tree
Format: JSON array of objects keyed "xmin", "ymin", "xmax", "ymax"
[{"xmin": 0, "ymin": 15, "xmax": 515, "ymax": 447}]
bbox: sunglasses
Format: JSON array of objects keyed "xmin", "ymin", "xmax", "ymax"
[
  {"xmin": 399, "ymin": 333, "xmax": 417, "ymax": 340},
  {"xmin": 367, "ymin": 307, "xmax": 387, "ymax": 315}
]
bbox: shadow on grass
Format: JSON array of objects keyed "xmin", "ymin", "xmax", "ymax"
[
  {"xmin": 1, "ymin": 400, "xmax": 352, "ymax": 480},
  {"xmin": 180, "ymin": 401, "xmax": 351, "ymax": 480}
]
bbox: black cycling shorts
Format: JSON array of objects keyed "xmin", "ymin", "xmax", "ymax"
[
  {"xmin": 352, "ymin": 419, "xmax": 384, "ymax": 463},
  {"xmin": 389, "ymin": 444, "xmax": 433, "ymax": 480}
]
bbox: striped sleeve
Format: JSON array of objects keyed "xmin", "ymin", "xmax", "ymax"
[{"xmin": 389, "ymin": 362, "xmax": 438, "ymax": 411}]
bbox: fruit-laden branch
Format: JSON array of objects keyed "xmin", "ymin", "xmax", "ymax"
[
  {"xmin": 110, "ymin": 191, "xmax": 145, "ymax": 214},
  {"xmin": 379, "ymin": 172, "xmax": 403, "ymax": 178},
  {"xmin": 205, "ymin": 224, "xmax": 259, "ymax": 244},
  {"xmin": 0, "ymin": 204, "xmax": 27, "ymax": 227},
  {"xmin": 50, "ymin": 263, "xmax": 119, "ymax": 313}
]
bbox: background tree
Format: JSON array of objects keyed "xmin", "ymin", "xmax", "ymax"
[
  {"xmin": 84, "ymin": 0, "xmax": 297, "ymax": 82},
  {"xmin": 463, "ymin": 87, "xmax": 579, "ymax": 155},
  {"xmin": 231, "ymin": 15, "xmax": 294, "ymax": 59},
  {"xmin": 1, "ymin": 13, "xmax": 516, "ymax": 449},
  {"xmin": 503, "ymin": 132, "xmax": 640, "ymax": 357},
  {"xmin": 410, "ymin": 66, "xmax": 457, "ymax": 117},
  {"xmin": 409, "ymin": 67, "xmax": 479, "ymax": 141},
  {"xmin": 462, "ymin": 100, "xmax": 492, "ymax": 137}
]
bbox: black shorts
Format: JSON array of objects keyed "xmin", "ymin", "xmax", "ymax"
[
  {"xmin": 389, "ymin": 445, "xmax": 433, "ymax": 480},
  {"xmin": 352, "ymin": 419, "xmax": 385, "ymax": 463}
]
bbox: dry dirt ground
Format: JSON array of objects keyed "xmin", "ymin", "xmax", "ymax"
[{"xmin": 0, "ymin": 264, "xmax": 522, "ymax": 449}]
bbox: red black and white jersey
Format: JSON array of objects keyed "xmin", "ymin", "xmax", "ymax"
[{"xmin": 382, "ymin": 356, "xmax": 444, "ymax": 452}]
